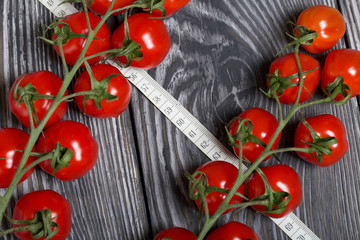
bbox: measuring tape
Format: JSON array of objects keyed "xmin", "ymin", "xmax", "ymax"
[{"xmin": 38, "ymin": 1, "xmax": 321, "ymax": 239}]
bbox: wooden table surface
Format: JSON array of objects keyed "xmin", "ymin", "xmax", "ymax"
[{"xmin": 1, "ymin": 0, "xmax": 360, "ymax": 239}]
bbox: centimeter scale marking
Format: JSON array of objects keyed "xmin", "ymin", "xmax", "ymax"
[{"xmin": 37, "ymin": 1, "xmax": 321, "ymax": 239}]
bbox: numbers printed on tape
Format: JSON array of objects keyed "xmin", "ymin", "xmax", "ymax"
[
  {"xmin": 37, "ymin": 1, "xmax": 321, "ymax": 239},
  {"xmin": 39, "ymin": 0, "xmax": 78, "ymax": 16},
  {"xmin": 272, "ymin": 215, "xmax": 319, "ymax": 240}
]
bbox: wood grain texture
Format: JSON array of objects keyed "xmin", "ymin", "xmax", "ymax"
[{"xmin": 1, "ymin": 0, "xmax": 360, "ymax": 240}]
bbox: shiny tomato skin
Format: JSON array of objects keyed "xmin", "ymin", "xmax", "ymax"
[
  {"xmin": 294, "ymin": 114, "xmax": 348, "ymax": 167},
  {"xmin": 153, "ymin": 227, "xmax": 197, "ymax": 240},
  {"xmin": 151, "ymin": 0, "xmax": 191, "ymax": 17},
  {"xmin": 74, "ymin": 64, "xmax": 132, "ymax": 118},
  {"xmin": 247, "ymin": 164, "xmax": 302, "ymax": 218},
  {"xmin": 9, "ymin": 71, "xmax": 68, "ymax": 129},
  {"xmin": 268, "ymin": 53, "xmax": 321, "ymax": 104},
  {"xmin": 206, "ymin": 221, "xmax": 259, "ymax": 240},
  {"xmin": 88, "ymin": 0, "xmax": 136, "ymax": 15},
  {"xmin": 13, "ymin": 190, "xmax": 71, "ymax": 240},
  {"xmin": 194, "ymin": 161, "xmax": 245, "ymax": 216},
  {"xmin": 53, "ymin": 11, "xmax": 111, "ymax": 66},
  {"xmin": 321, "ymin": 49, "xmax": 360, "ymax": 100},
  {"xmin": 37, "ymin": 121, "xmax": 98, "ymax": 181},
  {"xmin": 0, "ymin": 128, "xmax": 36, "ymax": 188},
  {"xmin": 297, "ymin": 5, "xmax": 345, "ymax": 54},
  {"xmin": 111, "ymin": 13, "xmax": 171, "ymax": 70},
  {"xmin": 228, "ymin": 108, "xmax": 281, "ymax": 162}
]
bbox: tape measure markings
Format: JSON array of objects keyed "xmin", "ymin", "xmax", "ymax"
[
  {"xmin": 120, "ymin": 65, "xmax": 238, "ymax": 165},
  {"xmin": 36, "ymin": 1, "xmax": 321, "ymax": 239}
]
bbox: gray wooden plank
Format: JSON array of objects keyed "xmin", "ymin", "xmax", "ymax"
[
  {"xmin": 1, "ymin": 0, "xmax": 360, "ymax": 240},
  {"xmin": 131, "ymin": 0, "xmax": 360, "ymax": 239},
  {"xmin": 0, "ymin": 0, "xmax": 149, "ymax": 239}
]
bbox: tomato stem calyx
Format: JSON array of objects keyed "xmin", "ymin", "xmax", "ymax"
[
  {"xmin": 1, "ymin": 210, "xmax": 59, "ymax": 240},
  {"xmin": 298, "ymin": 114, "xmax": 337, "ymax": 163},
  {"xmin": 263, "ymin": 67, "xmax": 319, "ymax": 99},
  {"xmin": 81, "ymin": 61, "xmax": 119, "ymax": 110},
  {"xmin": 277, "ymin": 22, "xmax": 317, "ymax": 56},
  {"xmin": 137, "ymin": 0, "xmax": 166, "ymax": 16},
  {"xmin": 39, "ymin": 18, "xmax": 102, "ymax": 47},
  {"xmin": 107, "ymin": 11, "xmax": 144, "ymax": 67},
  {"xmin": 324, "ymin": 75, "xmax": 352, "ymax": 105},
  {"xmin": 49, "ymin": 143, "xmax": 74, "ymax": 175}
]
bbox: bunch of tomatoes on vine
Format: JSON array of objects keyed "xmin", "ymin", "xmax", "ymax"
[
  {"xmin": 155, "ymin": 4, "xmax": 358, "ymax": 240},
  {"xmin": 0, "ymin": 1, "xmax": 358, "ymax": 240},
  {"xmin": 0, "ymin": 0, "xmax": 189, "ymax": 239}
]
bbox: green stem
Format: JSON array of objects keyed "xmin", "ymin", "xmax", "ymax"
[
  {"xmin": 0, "ymin": 2, "xmax": 116, "ymax": 226},
  {"xmin": 83, "ymin": 49, "xmax": 122, "ymax": 62},
  {"xmin": 58, "ymin": 41, "xmax": 69, "ymax": 74},
  {"xmin": 268, "ymin": 147, "xmax": 312, "ymax": 155},
  {"xmin": 0, "ymin": 222, "xmax": 42, "ymax": 237},
  {"xmin": 20, "ymin": 153, "xmax": 54, "ymax": 176},
  {"xmin": 61, "ymin": 89, "xmax": 102, "ymax": 102},
  {"xmin": 82, "ymin": 0, "xmax": 92, "ymax": 33},
  {"xmin": 24, "ymin": 98, "xmax": 35, "ymax": 131},
  {"xmin": 227, "ymin": 199, "xmax": 270, "ymax": 210},
  {"xmin": 274, "ymin": 95, "xmax": 284, "ymax": 124},
  {"xmin": 297, "ymin": 96, "xmax": 332, "ymax": 109},
  {"xmin": 294, "ymin": 44, "xmax": 304, "ymax": 105}
]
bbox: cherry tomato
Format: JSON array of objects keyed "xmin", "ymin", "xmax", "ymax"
[
  {"xmin": 296, "ymin": 5, "xmax": 345, "ymax": 54},
  {"xmin": 268, "ymin": 53, "xmax": 321, "ymax": 104},
  {"xmin": 193, "ymin": 161, "xmax": 245, "ymax": 216},
  {"xmin": 53, "ymin": 11, "xmax": 111, "ymax": 66},
  {"xmin": 294, "ymin": 114, "xmax": 348, "ymax": 167},
  {"xmin": 321, "ymin": 49, "xmax": 360, "ymax": 101},
  {"xmin": 36, "ymin": 120, "xmax": 98, "ymax": 181},
  {"xmin": 74, "ymin": 64, "xmax": 132, "ymax": 118},
  {"xmin": 151, "ymin": 0, "xmax": 191, "ymax": 17},
  {"xmin": 13, "ymin": 190, "xmax": 71, "ymax": 240},
  {"xmin": 247, "ymin": 164, "xmax": 302, "ymax": 218},
  {"xmin": 228, "ymin": 107, "xmax": 281, "ymax": 162},
  {"xmin": 206, "ymin": 221, "xmax": 259, "ymax": 240},
  {"xmin": 111, "ymin": 13, "xmax": 171, "ymax": 70},
  {"xmin": 153, "ymin": 227, "xmax": 197, "ymax": 240},
  {"xmin": 0, "ymin": 128, "xmax": 36, "ymax": 188},
  {"xmin": 9, "ymin": 71, "xmax": 68, "ymax": 129},
  {"xmin": 88, "ymin": 0, "xmax": 136, "ymax": 16}
]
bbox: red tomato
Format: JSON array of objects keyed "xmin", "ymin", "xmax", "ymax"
[
  {"xmin": 193, "ymin": 161, "xmax": 245, "ymax": 216},
  {"xmin": 13, "ymin": 190, "xmax": 71, "ymax": 240},
  {"xmin": 53, "ymin": 11, "xmax": 111, "ymax": 66},
  {"xmin": 111, "ymin": 13, "xmax": 171, "ymax": 70},
  {"xmin": 321, "ymin": 49, "xmax": 360, "ymax": 101},
  {"xmin": 88, "ymin": 0, "xmax": 136, "ymax": 15},
  {"xmin": 296, "ymin": 5, "xmax": 345, "ymax": 54},
  {"xmin": 0, "ymin": 128, "xmax": 36, "ymax": 188},
  {"xmin": 206, "ymin": 222, "xmax": 259, "ymax": 240},
  {"xmin": 228, "ymin": 108, "xmax": 281, "ymax": 162},
  {"xmin": 74, "ymin": 64, "xmax": 132, "ymax": 118},
  {"xmin": 36, "ymin": 121, "xmax": 98, "ymax": 181},
  {"xmin": 151, "ymin": 0, "xmax": 191, "ymax": 17},
  {"xmin": 294, "ymin": 114, "xmax": 348, "ymax": 167},
  {"xmin": 247, "ymin": 164, "xmax": 302, "ymax": 218},
  {"xmin": 268, "ymin": 53, "xmax": 321, "ymax": 104},
  {"xmin": 9, "ymin": 71, "xmax": 68, "ymax": 129},
  {"xmin": 153, "ymin": 227, "xmax": 197, "ymax": 240}
]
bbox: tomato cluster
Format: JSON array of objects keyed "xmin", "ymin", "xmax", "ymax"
[
  {"xmin": 155, "ymin": 4, "xmax": 354, "ymax": 239},
  {"xmin": 1, "ymin": 0, "xmax": 191, "ymax": 239}
]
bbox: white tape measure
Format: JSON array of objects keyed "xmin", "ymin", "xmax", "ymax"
[{"xmin": 38, "ymin": 1, "xmax": 321, "ymax": 239}]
